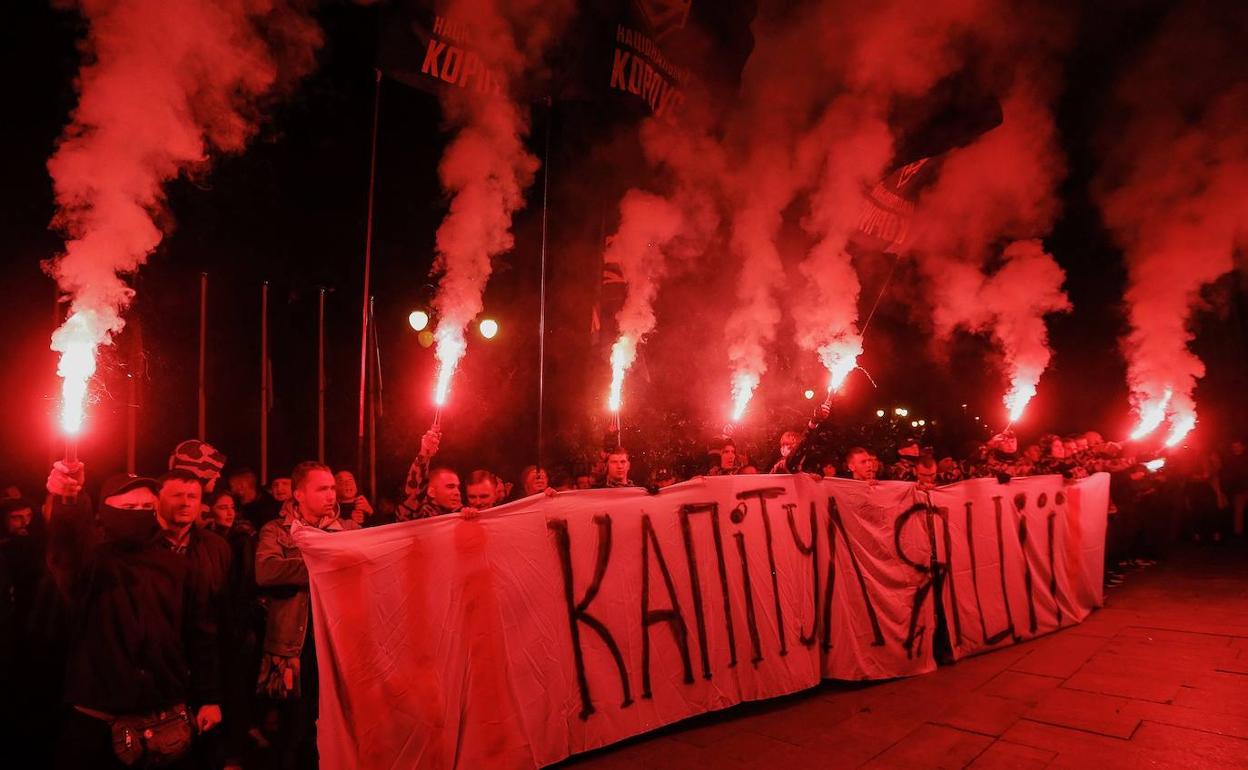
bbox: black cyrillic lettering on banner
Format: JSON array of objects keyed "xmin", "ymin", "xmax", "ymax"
[
  {"xmin": 737, "ymin": 487, "xmax": 789, "ymax": 657},
  {"xmin": 828, "ymin": 497, "xmax": 886, "ymax": 647},
  {"xmin": 934, "ymin": 504, "xmax": 962, "ymax": 646},
  {"xmin": 993, "ymin": 497, "xmax": 1023, "ymax": 643},
  {"xmin": 965, "ymin": 501, "xmax": 1012, "ymax": 645},
  {"xmin": 731, "ymin": 526, "xmax": 765, "ymax": 665},
  {"xmin": 1047, "ymin": 511, "xmax": 1062, "ymax": 626},
  {"xmin": 678, "ymin": 502, "xmax": 732, "ymax": 678},
  {"xmin": 900, "ymin": 502, "xmax": 964, "ymax": 646},
  {"xmin": 785, "ymin": 502, "xmax": 820, "ymax": 647},
  {"xmin": 821, "ymin": 516, "xmax": 836, "ymax": 650},
  {"xmin": 895, "ymin": 502, "xmax": 945, "ymax": 659},
  {"xmin": 640, "ymin": 515, "xmax": 694, "ymax": 698},
  {"xmin": 1014, "ymin": 496, "xmax": 1038, "ymax": 635},
  {"xmin": 547, "ymin": 516, "xmax": 633, "ymax": 719}
]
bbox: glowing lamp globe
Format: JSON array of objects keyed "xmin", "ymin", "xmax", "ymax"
[
  {"xmin": 408, "ymin": 310, "xmax": 430, "ymax": 332},
  {"xmin": 417, "ymin": 330, "xmax": 434, "ymax": 348},
  {"xmin": 479, "ymin": 318, "xmax": 499, "ymax": 339},
  {"xmin": 803, "ymin": 389, "xmax": 815, "ymax": 400},
  {"xmin": 876, "ymin": 409, "xmax": 885, "ymax": 418}
]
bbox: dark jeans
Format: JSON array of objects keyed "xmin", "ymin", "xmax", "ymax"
[
  {"xmin": 55, "ymin": 707, "xmax": 193, "ymax": 770},
  {"xmin": 277, "ymin": 628, "xmax": 319, "ymax": 770}
]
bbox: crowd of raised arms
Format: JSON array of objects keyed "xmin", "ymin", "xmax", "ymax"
[{"xmin": 2, "ymin": 410, "xmax": 1246, "ymax": 770}]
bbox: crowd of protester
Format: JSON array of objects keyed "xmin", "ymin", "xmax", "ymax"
[{"xmin": 1, "ymin": 410, "xmax": 1244, "ymax": 769}]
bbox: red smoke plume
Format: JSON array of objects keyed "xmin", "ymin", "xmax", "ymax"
[
  {"xmin": 1095, "ymin": 4, "xmax": 1248, "ymax": 445},
  {"xmin": 792, "ymin": 102, "xmax": 891, "ymax": 397},
  {"xmin": 430, "ymin": 0, "xmax": 573, "ymax": 407},
  {"xmin": 921, "ymin": 241, "xmax": 1070, "ymax": 422},
  {"xmin": 604, "ymin": 0, "xmax": 1072, "ymax": 422},
  {"xmin": 604, "ymin": 101, "xmax": 724, "ymax": 415},
  {"xmin": 909, "ymin": 29, "xmax": 1071, "ymax": 424},
  {"xmin": 45, "ymin": 0, "xmax": 321, "ymax": 434},
  {"xmin": 606, "ymin": 190, "xmax": 685, "ymax": 412},
  {"xmin": 725, "ymin": 0, "xmax": 995, "ymax": 417}
]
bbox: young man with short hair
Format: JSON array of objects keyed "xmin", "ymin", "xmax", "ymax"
[
  {"xmin": 846, "ymin": 447, "xmax": 877, "ymax": 482},
  {"xmin": 599, "ymin": 448, "xmax": 634, "ymax": 488},
  {"xmin": 465, "ymin": 470, "xmax": 500, "ymax": 510},
  {"xmin": 255, "ymin": 461, "xmax": 358, "ymax": 769}
]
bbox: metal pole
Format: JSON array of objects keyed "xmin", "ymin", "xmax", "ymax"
[
  {"xmin": 537, "ymin": 97, "xmax": 552, "ymax": 468},
  {"xmin": 126, "ymin": 320, "xmax": 142, "ymax": 475},
  {"xmin": 50, "ymin": 287, "xmax": 62, "ymax": 468},
  {"xmin": 318, "ymin": 286, "xmax": 326, "ymax": 464},
  {"xmin": 198, "ymin": 272, "xmax": 207, "ymax": 440},
  {"xmin": 367, "ymin": 296, "xmax": 377, "ymax": 500},
  {"xmin": 261, "ymin": 281, "xmax": 270, "ymax": 484},
  {"xmin": 358, "ymin": 69, "xmax": 382, "ymax": 477}
]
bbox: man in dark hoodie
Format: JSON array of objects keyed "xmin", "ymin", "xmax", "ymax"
[{"xmin": 45, "ymin": 461, "xmax": 223, "ymax": 769}]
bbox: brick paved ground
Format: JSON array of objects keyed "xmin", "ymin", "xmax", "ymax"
[{"xmin": 558, "ymin": 543, "xmax": 1248, "ymax": 769}]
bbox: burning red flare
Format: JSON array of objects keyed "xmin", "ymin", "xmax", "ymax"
[
  {"xmin": 52, "ymin": 310, "xmax": 100, "ymax": 436},
  {"xmin": 820, "ymin": 339, "xmax": 861, "ymax": 395},
  {"xmin": 424, "ymin": 1, "xmax": 573, "ymax": 419},
  {"xmin": 43, "ymin": 0, "xmax": 320, "ymax": 447},
  {"xmin": 1003, "ymin": 363, "xmax": 1042, "ymax": 423},
  {"xmin": 1130, "ymin": 387, "xmax": 1172, "ymax": 440},
  {"xmin": 432, "ymin": 325, "xmax": 465, "ymax": 407},
  {"xmin": 607, "ymin": 337, "xmax": 633, "ymax": 413},
  {"xmin": 1163, "ymin": 409, "xmax": 1196, "ymax": 447},
  {"xmin": 730, "ymin": 371, "xmax": 759, "ymax": 422}
]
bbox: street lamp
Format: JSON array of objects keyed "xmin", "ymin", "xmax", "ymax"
[
  {"xmin": 479, "ymin": 318, "xmax": 499, "ymax": 340},
  {"xmin": 408, "ymin": 310, "xmax": 430, "ymax": 332}
]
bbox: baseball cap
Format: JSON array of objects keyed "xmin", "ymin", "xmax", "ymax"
[{"xmin": 99, "ymin": 473, "xmax": 160, "ymax": 504}]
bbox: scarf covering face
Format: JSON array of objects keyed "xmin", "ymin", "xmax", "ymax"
[{"xmin": 99, "ymin": 505, "xmax": 158, "ymax": 544}]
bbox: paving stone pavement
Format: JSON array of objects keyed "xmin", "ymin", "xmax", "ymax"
[{"xmin": 557, "ymin": 543, "xmax": 1248, "ymax": 769}]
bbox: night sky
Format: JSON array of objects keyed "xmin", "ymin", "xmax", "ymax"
[{"xmin": 3, "ymin": 0, "xmax": 1246, "ymax": 496}]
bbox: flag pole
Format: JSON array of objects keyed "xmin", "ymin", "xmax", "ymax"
[
  {"xmin": 537, "ymin": 96, "xmax": 552, "ymax": 469},
  {"xmin": 317, "ymin": 286, "xmax": 326, "ymax": 464},
  {"xmin": 367, "ymin": 296, "xmax": 378, "ymax": 499},
  {"xmin": 260, "ymin": 281, "xmax": 270, "ymax": 484},
  {"xmin": 198, "ymin": 272, "xmax": 207, "ymax": 440},
  {"xmin": 126, "ymin": 319, "xmax": 143, "ymax": 475},
  {"xmin": 357, "ymin": 68, "xmax": 382, "ymax": 477},
  {"xmin": 50, "ymin": 287, "xmax": 64, "ymax": 468}
]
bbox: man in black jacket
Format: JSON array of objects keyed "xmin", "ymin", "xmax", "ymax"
[
  {"xmin": 45, "ymin": 462, "xmax": 224, "ymax": 769},
  {"xmin": 154, "ymin": 469, "xmax": 234, "ymax": 765}
]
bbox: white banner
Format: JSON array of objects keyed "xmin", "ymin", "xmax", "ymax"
[{"xmin": 296, "ymin": 473, "xmax": 1107, "ymax": 769}]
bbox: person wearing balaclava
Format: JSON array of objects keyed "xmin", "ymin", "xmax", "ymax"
[
  {"xmin": 44, "ymin": 461, "xmax": 222, "ymax": 769},
  {"xmin": 890, "ymin": 438, "xmax": 924, "ymax": 482}
]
